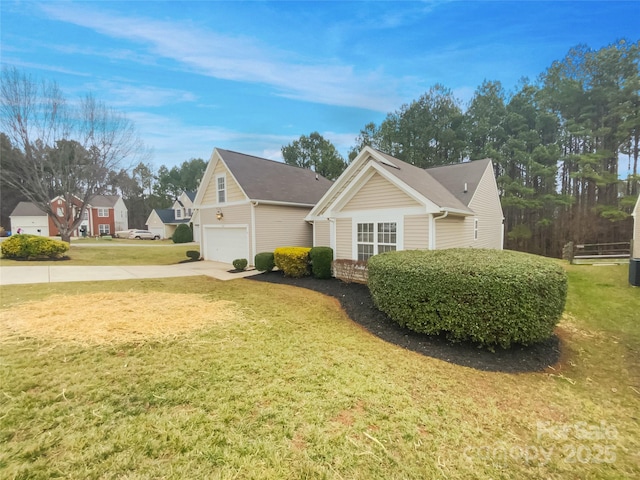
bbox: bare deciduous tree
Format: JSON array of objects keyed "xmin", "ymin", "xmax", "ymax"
[{"xmin": 0, "ymin": 67, "xmax": 147, "ymax": 242}]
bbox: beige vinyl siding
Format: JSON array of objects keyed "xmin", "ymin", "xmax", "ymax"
[
  {"xmin": 145, "ymin": 210, "xmax": 162, "ymax": 228},
  {"xmin": 342, "ymin": 172, "xmax": 420, "ymax": 211},
  {"xmin": 202, "ymin": 161, "xmax": 246, "ymax": 204},
  {"xmin": 314, "ymin": 220, "xmax": 331, "ymax": 247},
  {"xmin": 317, "ymin": 157, "xmax": 369, "ymax": 216},
  {"xmin": 435, "ymin": 216, "xmax": 473, "ymax": 249},
  {"xmin": 335, "ymin": 217, "xmax": 352, "ymax": 259},
  {"xmin": 469, "ymin": 164, "xmax": 504, "ymax": 249},
  {"xmin": 404, "ymin": 214, "xmax": 430, "ymax": 250},
  {"xmin": 254, "ymin": 204, "xmax": 313, "ymax": 253}
]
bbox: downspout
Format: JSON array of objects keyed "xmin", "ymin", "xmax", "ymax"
[
  {"xmin": 327, "ymin": 217, "xmax": 336, "ymax": 260},
  {"xmin": 431, "ymin": 210, "xmax": 449, "ymax": 250},
  {"xmin": 251, "ymin": 201, "xmax": 259, "ymax": 265}
]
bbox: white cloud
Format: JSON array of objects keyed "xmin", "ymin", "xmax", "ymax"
[
  {"xmin": 39, "ymin": 3, "xmax": 406, "ymax": 112},
  {"xmin": 86, "ymin": 81, "xmax": 197, "ymax": 108}
]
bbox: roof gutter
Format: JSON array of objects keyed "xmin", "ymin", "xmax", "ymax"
[{"xmin": 250, "ymin": 199, "xmax": 317, "ymax": 208}]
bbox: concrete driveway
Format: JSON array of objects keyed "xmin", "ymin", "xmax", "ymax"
[{"xmin": 0, "ymin": 261, "xmax": 261, "ymax": 285}]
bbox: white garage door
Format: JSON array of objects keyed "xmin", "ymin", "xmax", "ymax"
[{"xmin": 204, "ymin": 226, "xmax": 249, "ymax": 264}]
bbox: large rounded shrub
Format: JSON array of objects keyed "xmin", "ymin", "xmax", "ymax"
[
  {"xmin": 367, "ymin": 249, "xmax": 567, "ymax": 349},
  {"xmin": 172, "ymin": 223, "xmax": 193, "ymax": 243},
  {"xmin": 1, "ymin": 234, "xmax": 69, "ymax": 260}
]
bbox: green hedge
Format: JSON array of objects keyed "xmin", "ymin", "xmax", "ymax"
[
  {"xmin": 367, "ymin": 249, "xmax": 567, "ymax": 349},
  {"xmin": 310, "ymin": 246, "xmax": 333, "ymax": 279},
  {"xmin": 1, "ymin": 234, "xmax": 69, "ymax": 259},
  {"xmin": 172, "ymin": 224, "xmax": 193, "ymax": 243},
  {"xmin": 232, "ymin": 258, "xmax": 248, "ymax": 271},
  {"xmin": 186, "ymin": 250, "xmax": 200, "ymax": 261},
  {"xmin": 255, "ymin": 252, "xmax": 275, "ymax": 272},
  {"xmin": 274, "ymin": 247, "xmax": 311, "ymax": 278}
]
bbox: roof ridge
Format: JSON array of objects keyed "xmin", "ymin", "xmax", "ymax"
[{"xmin": 217, "ymin": 148, "xmax": 327, "ymax": 175}]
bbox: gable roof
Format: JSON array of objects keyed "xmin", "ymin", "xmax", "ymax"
[
  {"xmin": 215, "ymin": 148, "xmax": 333, "ymax": 205},
  {"xmin": 153, "ymin": 208, "xmax": 190, "ymax": 225},
  {"xmin": 88, "ymin": 195, "xmax": 121, "ymax": 208},
  {"xmin": 426, "ymin": 158, "xmax": 492, "ymax": 207},
  {"xmin": 307, "ymin": 147, "xmax": 495, "ymax": 220},
  {"xmin": 184, "ymin": 191, "xmax": 196, "ymax": 202},
  {"xmin": 10, "ymin": 202, "xmax": 47, "ymax": 217}
]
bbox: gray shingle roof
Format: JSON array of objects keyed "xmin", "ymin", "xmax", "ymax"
[
  {"xmin": 154, "ymin": 208, "xmax": 190, "ymax": 224},
  {"xmin": 426, "ymin": 158, "xmax": 492, "ymax": 207},
  {"xmin": 88, "ymin": 195, "xmax": 120, "ymax": 208},
  {"xmin": 217, "ymin": 149, "xmax": 333, "ymax": 205},
  {"xmin": 371, "ymin": 150, "xmax": 475, "ymax": 213},
  {"xmin": 10, "ymin": 202, "xmax": 47, "ymax": 217}
]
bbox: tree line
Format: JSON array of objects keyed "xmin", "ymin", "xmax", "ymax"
[
  {"xmin": 283, "ymin": 40, "xmax": 639, "ymax": 257},
  {"xmin": 2, "ymin": 39, "xmax": 638, "ymax": 254}
]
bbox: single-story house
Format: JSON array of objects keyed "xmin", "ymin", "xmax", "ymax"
[
  {"xmin": 10, "ymin": 195, "xmax": 128, "ymax": 237},
  {"xmin": 146, "ymin": 191, "xmax": 197, "ymax": 240},
  {"xmin": 305, "ymin": 146, "xmax": 504, "ymax": 261},
  {"xmin": 193, "ymin": 148, "xmax": 333, "ymax": 264},
  {"xmin": 633, "ymin": 194, "xmax": 639, "ymax": 258}
]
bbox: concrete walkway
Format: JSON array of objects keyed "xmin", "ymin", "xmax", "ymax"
[{"xmin": 0, "ymin": 261, "xmax": 261, "ymax": 286}]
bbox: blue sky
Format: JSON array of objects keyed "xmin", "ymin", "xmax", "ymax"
[{"xmin": 1, "ymin": 1, "xmax": 639, "ymax": 170}]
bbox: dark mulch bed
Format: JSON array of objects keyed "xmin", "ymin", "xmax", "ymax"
[{"xmin": 249, "ymin": 271, "xmax": 562, "ymax": 373}]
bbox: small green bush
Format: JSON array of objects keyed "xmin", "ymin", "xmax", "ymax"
[
  {"xmin": 310, "ymin": 246, "xmax": 333, "ymax": 279},
  {"xmin": 172, "ymin": 224, "xmax": 193, "ymax": 243},
  {"xmin": 1, "ymin": 234, "xmax": 69, "ymax": 259},
  {"xmin": 274, "ymin": 247, "xmax": 311, "ymax": 278},
  {"xmin": 367, "ymin": 249, "xmax": 567, "ymax": 349},
  {"xmin": 232, "ymin": 258, "xmax": 248, "ymax": 271},
  {"xmin": 186, "ymin": 250, "xmax": 200, "ymax": 261},
  {"xmin": 255, "ymin": 252, "xmax": 275, "ymax": 272}
]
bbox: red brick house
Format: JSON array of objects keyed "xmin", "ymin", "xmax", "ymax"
[{"xmin": 11, "ymin": 195, "xmax": 128, "ymax": 237}]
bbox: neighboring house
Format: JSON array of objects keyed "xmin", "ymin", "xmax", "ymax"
[
  {"xmin": 9, "ymin": 202, "xmax": 49, "ymax": 235},
  {"xmin": 9, "ymin": 195, "xmax": 128, "ymax": 237},
  {"xmin": 305, "ymin": 146, "xmax": 504, "ymax": 261},
  {"xmin": 633, "ymin": 195, "xmax": 640, "ymax": 258},
  {"xmin": 145, "ymin": 191, "xmax": 197, "ymax": 240},
  {"xmin": 193, "ymin": 148, "xmax": 333, "ymax": 264}
]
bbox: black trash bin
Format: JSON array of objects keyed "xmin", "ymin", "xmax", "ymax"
[{"xmin": 630, "ymin": 259, "xmax": 640, "ymax": 287}]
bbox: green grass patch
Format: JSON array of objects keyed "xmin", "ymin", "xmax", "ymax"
[
  {"xmin": 0, "ymin": 244, "xmax": 196, "ymax": 266},
  {"xmin": 0, "ymin": 265, "xmax": 638, "ymax": 479}
]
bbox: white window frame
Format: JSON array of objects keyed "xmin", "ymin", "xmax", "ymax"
[
  {"xmin": 99, "ymin": 224, "xmax": 110, "ymax": 234},
  {"xmin": 176, "ymin": 209, "xmax": 182, "ymax": 219},
  {"xmin": 57, "ymin": 207, "xmax": 64, "ymax": 217},
  {"xmin": 97, "ymin": 207, "xmax": 109, "ymax": 217},
  {"xmin": 353, "ymin": 216, "xmax": 400, "ymax": 261},
  {"xmin": 216, "ymin": 174, "xmax": 226, "ymax": 204}
]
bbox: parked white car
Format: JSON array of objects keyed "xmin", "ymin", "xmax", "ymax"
[
  {"xmin": 114, "ymin": 229, "xmax": 134, "ymax": 238},
  {"xmin": 129, "ymin": 229, "xmax": 160, "ymax": 240}
]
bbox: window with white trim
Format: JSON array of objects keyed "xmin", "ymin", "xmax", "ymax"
[
  {"xmin": 57, "ymin": 207, "xmax": 64, "ymax": 217},
  {"xmin": 83, "ymin": 210, "xmax": 89, "ymax": 220},
  {"xmin": 474, "ymin": 218, "xmax": 478, "ymax": 240},
  {"xmin": 99, "ymin": 224, "xmax": 110, "ymax": 234},
  {"xmin": 176, "ymin": 209, "xmax": 182, "ymax": 219},
  {"xmin": 357, "ymin": 222, "xmax": 397, "ymax": 261},
  {"xmin": 357, "ymin": 223, "xmax": 374, "ymax": 261},
  {"xmin": 217, "ymin": 175, "xmax": 226, "ymax": 203},
  {"xmin": 97, "ymin": 208, "xmax": 109, "ymax": 217}
]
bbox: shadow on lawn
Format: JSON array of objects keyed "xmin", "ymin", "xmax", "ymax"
[{"xmin": 249, "ymin": 271, "xmax": 562, "ymax": 374}]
